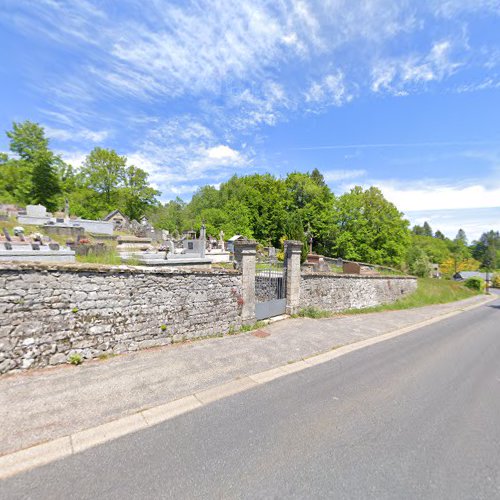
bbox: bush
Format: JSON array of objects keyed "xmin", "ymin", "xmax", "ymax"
[
  {"xmin": 492, "ymin": 274, "xmax": 500, "ymax": 289},
  {"xmin": 68, "ymin": 353, "xmax": 83, "ymax": 365},
  {"xmin": 464, "ymin": 276, "xmax": 484, "ymax": 291}
]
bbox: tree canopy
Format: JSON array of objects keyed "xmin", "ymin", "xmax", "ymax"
[{"xmin": 0, "ymin": 121, "xmax": 159, "ymax": 220}]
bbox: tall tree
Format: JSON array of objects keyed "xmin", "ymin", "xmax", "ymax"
[
  {"xmin": 284, "ymin": 211, "xmax": 308, "ymax": 263},
  {"xmin": 471, "ymin": 231, "xmax": 500, "ymax": 269},
  {"xmin": 5, "ymin": 121, "xmax": 61, "ymax": 210},
  {"xmin": 331, "ymin": 186, "xmax": 410, "ymax": 266},
  {"xmin": 120, "ymin": 165, "xmax": 160, "ymax": 220},
  {"xmin": 81, "ymin": 147, "xmax": 126, "ymax": 207},
  {"xmin": 422, "ymin": 221, "xmax": 433, "ymax": 237},
  {"xmin": 455, "ymin": 228, "xmax": 468, "ymax": 246}
]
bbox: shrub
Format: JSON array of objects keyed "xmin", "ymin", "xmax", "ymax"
[
  {"xmin": 492, "ymin": 274, "xmax": 500, "ymax": 289},
  {"xmin": 464, "ymin": 276, "xmax": 484, "ymax": 291},
  {"xmin": 68, "ymin": 353, "xmax": 83, "ymax": 365}
]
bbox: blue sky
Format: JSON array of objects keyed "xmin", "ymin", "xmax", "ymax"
[{"xmin": 1, "ymin": 0, "xmax": 500, "ymax": 240}]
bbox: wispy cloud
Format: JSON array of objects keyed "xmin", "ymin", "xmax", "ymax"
[
  {"xmin": 291, "ymin": 141, "xmax": 500, "ymax": 151},
  {"xmin": 125, "ymin": 116, "xmax": 252, "ymax": 200},
  {"xmin": 45, "ymin": 126, "xmax": 109, "ymax": 143},
  {"xmin": 323, "ymin": 169, "xmax": 366, "ymax": 182},
  {"xmin": 305, "ymin": 71, "xmax": 352, "ymax": 108},
  {"xmin": 4, "ymin": 0, "xmax": 500, "ymax": 204},
  {"xmin": 371, "ymin": 40, "xmax": 462, "ymax": 94}
]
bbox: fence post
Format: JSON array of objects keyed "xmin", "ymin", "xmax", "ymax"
[
  {"xmin": 284, "ymin": 240, "xmax": 303, "ymax": 315},
  {"xmin": 234, "ymin": 240, "xmax": 257, "ymax": 324}
]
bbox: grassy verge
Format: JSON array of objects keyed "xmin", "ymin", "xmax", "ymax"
[
  {"xmin": 76, "ymin": 250, "xmax": 123, "ymax": 265},
  {"xmin": 298, "ymin": 278, "xmax": 482, "ymax": 318}
]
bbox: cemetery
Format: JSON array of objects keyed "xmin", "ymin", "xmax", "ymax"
[
  {"xmin": 0, "ymin": 204, "xmax": 232, "ymax": 268},
  {"xmin": 0, "ymin": 239, "xmax": 417, "ymax": 375},
  {"xmin": 0, "ymin": 205, "xmax": 421, "ymax": 376},
  {"xmin": 0, "ymin": 226, "xmax": 75, "ymax": 263}
]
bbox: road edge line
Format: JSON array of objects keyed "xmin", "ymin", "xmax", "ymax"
[{"xmin": 1, "ymin": 294, "xmax": 495, "ymax": 480}]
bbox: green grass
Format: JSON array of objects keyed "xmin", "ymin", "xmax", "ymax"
[
  {"xmin": 239, "ymin": 320, "xmax": 267, "ymax": 332},
  {"xmin": 76, "ymin": 250, "xmax": 123, "ymax": 265},
  {"xmin": 328, "ymin": 264, "xmax": 343, "ymax": 273},
  {"xmin": 296, "ymin": 306, "xmax": 333, "ymax": 319}
]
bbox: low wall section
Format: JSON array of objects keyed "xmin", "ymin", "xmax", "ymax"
[
  {"xmin": 0, "ymin": 263, "xmax": 243, "ymax": 374},
  {"xmin": 300, "ymin": 273, "xmax": 417, "ymax": 312}
]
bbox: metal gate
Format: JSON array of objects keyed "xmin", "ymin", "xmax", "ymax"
[{"xmin": 255, "ymin": 256, "xmax": 287, "ymax": 320}]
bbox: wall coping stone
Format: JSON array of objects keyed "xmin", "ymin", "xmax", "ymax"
[
  {"xmin": 301, "ymin": 272, "xmax": 416, "ymax": 280},
  {"xmin": 0, "ymin": 262, "xmax": 241, "ymax": 277}
]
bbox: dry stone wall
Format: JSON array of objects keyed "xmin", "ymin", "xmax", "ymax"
[
  {"xmin": 0, "ymin": 263, "xmax": 244, "ymax": 374},
  {"xmin": 300, "ymin": 273, "xmax": 417, "ymax": 312}
]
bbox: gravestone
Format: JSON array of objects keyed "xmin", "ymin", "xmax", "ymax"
[
  {"xmin": 49, "ymin": 243, "xmax": 60, "ymax": 251},
  {"xmin": 26, "ymin": 204, "xmax": 48, "ymax": 218},
  {"xmin": 2, "ymin": 227, "xmax": 12, "ymax": 241},
  {"xmin": 31, "ymin": 243, "xmax": 40, "ymax": 251},
  {"xmin": 343, "ymin": 261, "xmax": 361, "ymax": 274},
  {"xmin": 4, "ymin": 242, "xmax": 12, "ymax": 250}
]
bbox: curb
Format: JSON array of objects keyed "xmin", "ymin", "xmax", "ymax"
[{"xmin": 0, "ymin": 295, "xmax": 496, "ymax": 480}]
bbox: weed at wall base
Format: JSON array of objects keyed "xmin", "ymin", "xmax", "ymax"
[{"xmin": 68, "ymin": 353, "xmax": 83, "ymax": 365}]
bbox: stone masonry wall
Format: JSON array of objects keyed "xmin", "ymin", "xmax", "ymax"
[
  {"xmin": 0, "ymin": 263, "xmax": 244, "ymax": 374},
  {"xmin": 300, "ymin": 273, "xmax": 417, "ymax": 312}
]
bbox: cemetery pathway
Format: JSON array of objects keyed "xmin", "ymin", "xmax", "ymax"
[{"xmin": 0, "ymin": 293, "xmax": 494, "ymax": 459}]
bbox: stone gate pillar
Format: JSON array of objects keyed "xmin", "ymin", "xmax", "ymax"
[
  {"xmin": 284, "ymin": 240, "xmax": 303, "ymax": 315},
  {"xmin": 234, "ymin": 240, "xmax": 257, "ymax": 324}
]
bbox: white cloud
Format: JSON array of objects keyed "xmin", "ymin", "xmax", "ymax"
[
  {"xmin": 323, "ymin": 169, "xmax": 366, "ymax": 182},
  {"xmin": 57, "ymin": 150, "xmax": 87, "ymax": 168},
  {"xmin": 6, "ymin": 0, "xmax": 500, "ymax": 205},
  {"xmin": 456, "ymin": 78, "xmax": 500, "ymax": 93},
  {"xmin": 370, "ymin": 180, "xmax": 500, "ymax": 211},
  {"xmin": 125, "ymin": 116, "xmax": 252, "ymax": 201},
  {"xmin": 371, "ymin": 40, "xmax": 462, "ymax": 94},
  {"xmin": 45, "ymin": 126, "xmax": 109, "ymax": 143},
  {"xmin": 228, "ymin": 81, "xmax": 291, "ymax": 129},
  {"xmin": 206, "ymin": 145, "xmax": 243, "ymax": 162},
  {"xmin": 405, "ymin": 207, "xmax": 500, "ymax": 241},
  {"xmin": 170, "ymin": 184, "xmax": 200, "ymax": 196},
  {"xmin": 433, "ymin": 0, "xmax": 500, "ymax": 18},
  {"xmin": 305, "ymin": 71, "xmax": 352, "ymax": 107}
]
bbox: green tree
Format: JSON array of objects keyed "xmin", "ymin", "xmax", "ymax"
[
  {"xmin": 471, "ymin": 231, "xmax": 499, "ymax": 270},
  {"xmin": 148, "ymin": 198, "xmax": 187, "ymax": 233},
  {"xmin": 455, "ymin": 228, "xmax": 468, "ymax": 246},
  {"xmin": 284, "ymin": 211, "xmax": 308, "ymax": 263},
  {"xmin": 422, "ymin": 221, "xmax": 433, "ymax": 237},
  {"xmin": 407, "ymin": 246, "xmax": 431, "ymax": 277},
  {"xmin": 434, "ymin": 230, "xmax": 446, "ymax": 240},
  {"xmin": 81, "ymin": 147, "xmax": 126, "ymax": 207},
  {"xmin": 120, "ymin": 165, "xmax": 160, "ymax": 220},
  {"xmin": 284, "ymin": 171, "xmax": 335, "ymax": 255},
  {"xmin": 331, "ymin": 186, "xmax": 410, "ymax": 266},
  {"xmin": 0, "ymin": 153, "xmax": 32, "ymax": 204},
  {"xmin": 410, "ymin": 235, "xmax": 451, "ymax": 264},
  {"xmin": 5, "ymin": 121, "xmax": 61, "ymax": 210}
]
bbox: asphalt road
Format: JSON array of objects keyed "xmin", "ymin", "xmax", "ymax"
[{"xmin": 2, "ymin": 296, "xmax": 500, "ymax": 499}]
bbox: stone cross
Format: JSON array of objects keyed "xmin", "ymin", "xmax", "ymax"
[
  {"xmin": 219, "ymin": 230, "xmax": 225, "ymax": 251},
  {"xmin": 64, "ymin": 198, "xmax": 70, "ymax": 221},
  {"xmin": 168, "ymin": 239, "xmax": 175, "ymax": 256},
  {"xmin": 200, "ymin": 223, "xmax": 206, "ymax": 258}
]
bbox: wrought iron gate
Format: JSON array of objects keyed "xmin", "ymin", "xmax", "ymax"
[{"xmin": 255, "ymin": 256, "xmax": 287, "ymax": 320}]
